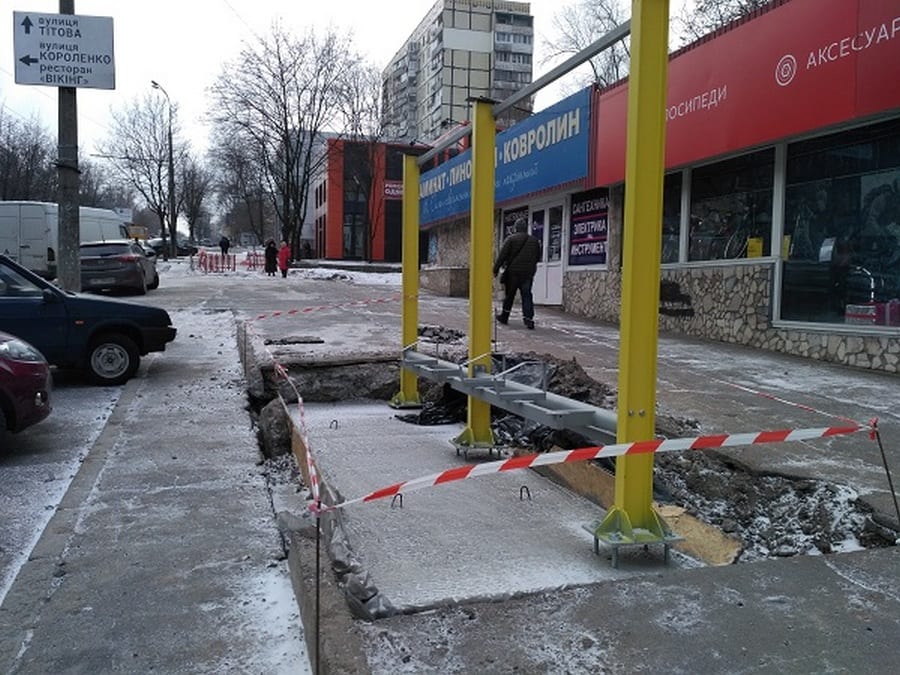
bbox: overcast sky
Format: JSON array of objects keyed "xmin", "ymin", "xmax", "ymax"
[{"xmin": 1, "ymin": 0, "xmax": 687, "ymax": 156}]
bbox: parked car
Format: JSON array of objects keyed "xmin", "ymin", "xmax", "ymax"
[
  {"xmin": 0, "ymin": 329, "xmax": 52, "ymax": 443},
  {"xmin": 80, "ymin": 240, "xmax": 159, "ymax": 295},
  {"xmin": 146, "ymin": 237, "xmax": 198, "ymax": 257},
  {"xmin": 138, "ymin": 240, "xmax": 158, "ymax": 263},
  {"xmin": 0, "ymin": 254, "xmax": 177, "ymax": 385}
]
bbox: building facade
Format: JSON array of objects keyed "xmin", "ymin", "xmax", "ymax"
[
  {"xmin": 382, "ymin": 0, "xmax": 534, "ymax": 144},
  {"xmin": 417, "ymin": 0, "xmax": 900, "ymax": 373},
  {"xmin": 314, "ymin": 139, "xmax": 428, "ymax": 263}
]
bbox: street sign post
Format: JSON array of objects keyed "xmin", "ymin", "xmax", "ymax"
[{"xmin": 12, "ymin": 11, "xmax": 115, "ymax": 89}]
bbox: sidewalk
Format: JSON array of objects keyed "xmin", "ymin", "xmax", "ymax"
[
  {"xmin": 251, "ymin": 287, "xmax": 900, "ymax": 673},
  {"xmin": 0, "ymin": 309, "xmax": 308, "ymax": 674}
]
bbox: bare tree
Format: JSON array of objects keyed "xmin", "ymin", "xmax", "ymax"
[
  {"xmin": 209, "ymin": 23, "xmax": 356, "ymax": 254},
  {"xmin": 180, "ymin": 152, "xmax": 213, "ymax": 244},
  {"xmin": 543, "ymin": 0, "xmax": 631, "ymax": 92},
  {"xmin": 209, "ymin": 127, "xmax": 274, "ymax": 246},
  {"xmin": 676, "ymin": 0, "xmax": 774, "ymax": 45},
  {"xmin": 98, "ymin": 94, "xmax": 188, "ymax": 255},
  {"xmin": 78, "ymin": 156, "xmax": 135, "ymax": 209},
  {"xmin": 0, "ymin": 107, "xmax": 56, "ymax": 201}
]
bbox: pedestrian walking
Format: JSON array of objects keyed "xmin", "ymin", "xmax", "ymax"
[
  {"xmin": 264, "ymin": 240, "xmax": 278, "ymax": 277},
  {"xmin": 277, "ymin": 240, "xmax": 291, "ymax": 278},
  {"xmin": 493, "ymin": 217, "xmax": 542, "ymax": 329},
  {"xmin": 219, "ymin": 235, "xmax": 230, "ymax": 256}
]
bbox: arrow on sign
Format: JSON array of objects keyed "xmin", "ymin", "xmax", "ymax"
[
  {"xmin": 21, "ymin": 16, "xmax": 33, "ymax": 34},
  {"xmin": 19, "ymin": 55, "xmax": 39, "ymax": 66}
]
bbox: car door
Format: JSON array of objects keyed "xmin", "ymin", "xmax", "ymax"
[{"xmin": 0, "ymin": 259, "xmax": 69, "ymax": 363}]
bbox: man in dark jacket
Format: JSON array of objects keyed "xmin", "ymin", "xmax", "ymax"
[{"xmin": 493, "ymin": 217, "xmax": 542, "ymax": 328}]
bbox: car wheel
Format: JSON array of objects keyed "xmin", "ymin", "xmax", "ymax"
[
  {"xmin": 148, "ymin": 272, "xmax": 159, "ymax": 290},
  {"xmin": 86, "ymin": 334, "xmax": 140, "ymax": 385},
  {"xmin": 135, "ymin": 275, "xmax": 148, "ymax": 295}
]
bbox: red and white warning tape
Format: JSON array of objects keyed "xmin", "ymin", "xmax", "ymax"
[
  {"xmin": 715, "ymin": 378, "xmax": 865, "ymax": 429},
  {"xmin": 311, "ymin": 423, "xmax": 869, "ymax": 514},
  {"xmin": 250, "ymin": 294, "xmax": 404, "ymax": 322},
  {"xmin": 254, "ymin": 325, "xmax": 322, "ymax": 502}
]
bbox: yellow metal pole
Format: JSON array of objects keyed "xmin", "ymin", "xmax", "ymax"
[
  {"xmin": 390, "ymin": 154, "xmax": 422, "ymax": 408},
  {"xmin": 453, "ymin": 98, "xmax": 496, "ymax": 449},
  {"xmin": 597, "ymin": 0, "xmax": 673, "ymax": 545}
]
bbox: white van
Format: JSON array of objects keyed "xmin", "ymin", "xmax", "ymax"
[{"xmin": 0, "ymin": 201, "xmax": 128, "ymax": 278}]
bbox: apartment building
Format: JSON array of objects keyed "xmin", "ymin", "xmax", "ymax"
[{"xmin": 382, "ymin": 0, "xmax": 534, "ymax": 144}]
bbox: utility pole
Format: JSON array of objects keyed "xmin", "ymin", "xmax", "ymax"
[
  {"xmin": 151, "ymin": 80, "xmax": 176, "ymax": 258},
  {"xmin": 57, "ymin": 0, "xmax": 80, "ymax": 291}
]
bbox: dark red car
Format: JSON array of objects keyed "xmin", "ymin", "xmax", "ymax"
[{"xmin": 0, "ymin": 330, "xmax": 52, "ymax": 444}]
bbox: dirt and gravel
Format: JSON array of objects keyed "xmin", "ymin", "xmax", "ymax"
[{"xmin": 391, "ymin": 326, "xmax": 896, "ymax": 562}]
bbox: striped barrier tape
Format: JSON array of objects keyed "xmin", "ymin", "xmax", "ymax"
[
  {"xmin": 715, "ymin": 378, "xmax": 867, "ymax": 430},
  {"xmin": 250, "ymin": 293, "xmax": 404, "ymax": 322},
  {"xmin": 254, "ymin": 324, "xmax": 322, "ymax": 502},
  {"xmin": 310, "ymin": 422, "xmax": 870, "ymax": 514}
]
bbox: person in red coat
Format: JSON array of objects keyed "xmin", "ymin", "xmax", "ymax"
[{"xmin": 277, "ymin": 240, "xmax": 291, "ymax": 278}]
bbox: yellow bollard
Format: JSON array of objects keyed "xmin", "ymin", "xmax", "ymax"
[
  {"xmin": 390, "ymin": 154, "xmax": 422, "ymax": 409},
  {"xmin": 596, "ymin": 0, "xmax": 677, "ymax": 552},
  {"xmin": 453, "ymin": 98, "xmax": 496, "ymax": 450}
]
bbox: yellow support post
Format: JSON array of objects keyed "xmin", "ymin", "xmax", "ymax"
[
  {"xmin": 597, "ymin": 0, "xmax": 677, "ymax": 551},
  {"xmin": 390, "ymin": 154, "xmax": 422, "ymax": 409},
  {"xmin": 453, "ymin": 98, "xmax": 496, "ymax": 450}
]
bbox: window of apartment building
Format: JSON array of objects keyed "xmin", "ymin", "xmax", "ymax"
[
  {"xmin": 495, "ymin": 12, "xmax": 533, "ymax": 28},
  {"xmin": 496, "ymin": 52, "xmax": 531, "ymax": 65},
  {"xmin": 495, "ymin": 69, "xmax": 529, "ymax": 84},
  {"xmin": 781, "ymin": 117, "xmax": 900, "ymax": 325},
  {"xmin": 688, "ymin": 149, "xmax": 774, "ymax": 262},
  {"xmin": 496, "ymin": 32, "xmax": 533, "ymax": 46},
  {"xmin": 661, "ymin": 172, "xmax": 682, "ymax": 264}
]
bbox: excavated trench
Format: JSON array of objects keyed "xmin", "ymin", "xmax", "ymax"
[{"xmin": 248, "ymin": 323, "xmax": 896, "ymax": 565}]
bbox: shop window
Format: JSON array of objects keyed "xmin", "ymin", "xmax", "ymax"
[
  {"xmin": 781, "ymin": 117, "xmax": 900, "ymax": 325},
  {"xmin": 689, "ymin": 149, "xmax": 774, "ymax": 261},
  {"xmin": 661, "ymin": 172, "xmax": 682, "ymax": 264}
]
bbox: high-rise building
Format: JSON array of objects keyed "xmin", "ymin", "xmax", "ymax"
[{"xmin": 382, "ymin": 0, "xmax": 534, "ymax": 144}]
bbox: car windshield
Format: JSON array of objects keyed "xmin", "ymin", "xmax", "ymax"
[
  {"xmin": 0, "ymin": 264, "xmax": 45, "ymax": 298},
  {"xmin": 80, "ymin": 243, "xmax": 132, "ymax": 257}
]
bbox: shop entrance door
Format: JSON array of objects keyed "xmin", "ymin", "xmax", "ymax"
[{"xmin": 531, "ymin": 203, "xmax": 564, "ymax": 305}]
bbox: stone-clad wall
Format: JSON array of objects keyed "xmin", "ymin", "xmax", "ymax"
[
  {"xmin": 429, "ymin": 220, "xmax": 471, "ymax": 267},
  {"xmin": 564, "ymin": 256, "xmax": 900, "ymax": 374}
]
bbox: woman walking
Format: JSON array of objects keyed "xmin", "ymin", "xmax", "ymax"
[{"xmin": 277, "ymin": 240, "xmax": 291, "ymax": 278}]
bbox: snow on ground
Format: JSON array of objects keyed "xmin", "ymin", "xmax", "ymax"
[
  {"xmin": 0, "ymin": 384, "xmax": 120, "ymax": 605},
  {"xmin": 162, "ymin": 250, "xmax": 402, "ymax": 287}
]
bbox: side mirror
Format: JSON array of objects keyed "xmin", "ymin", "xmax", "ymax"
[{"xmin": 42, "ymin": 288, "xmax": 59, "ymax": 303}]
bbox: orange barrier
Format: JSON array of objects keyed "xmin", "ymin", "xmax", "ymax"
[
  {"xmin": 242, "ymin": 251, "xmax": 264, "ymax": 271},
  {"xmin": 197, "ymin": 250, "xmax": 237, "ymax": 273}
]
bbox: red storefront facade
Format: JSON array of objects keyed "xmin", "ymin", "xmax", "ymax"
[
  {"xmin": 561, "ymin": 0, "xmax": 900, "ymax": 373},
  {"xmin": 314, "ymin": 139, "xmax": 408, "ymax": 263}
]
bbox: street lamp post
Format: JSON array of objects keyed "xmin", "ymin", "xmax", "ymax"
[{"xmin": 151, "ymin": 80, "xmax": 176, "ymax": 259}]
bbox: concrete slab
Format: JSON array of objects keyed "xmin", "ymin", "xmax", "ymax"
[{"xmin": 294, "ymin": 402, "xmax": 698, "ymax": 614}]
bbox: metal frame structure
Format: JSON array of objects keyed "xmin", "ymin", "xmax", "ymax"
[{"xmin": 394, "ymin": 3, "xmax": 676, "ymax": 564}]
